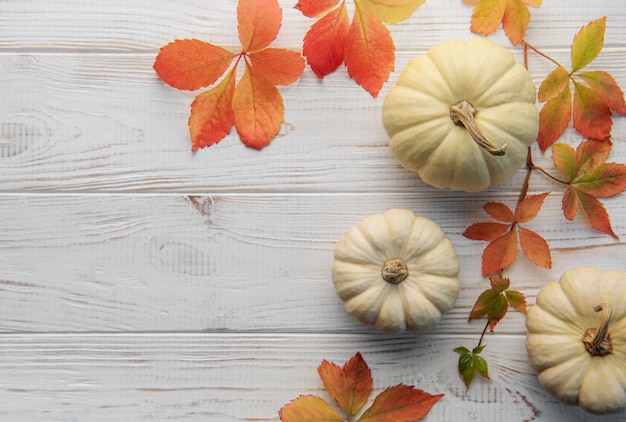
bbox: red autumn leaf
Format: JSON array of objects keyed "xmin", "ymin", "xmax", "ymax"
[
  {"xmin": 515, "ymin": 192, "xmax": 549, "ymax": 223},
  {"xmin": 538, "ymin": 66, "xmax": 570, "ymax": 103},
  {"xmin": 573, "ymin": 82, "xmax": 612, "ymax": 140},
  {"xmin": 153, "ymin": 39, "xmax": 236, "ymax": 91},
  {"xmin": 576, "ymin": 190, "xmax": 617, "ymax": 238},
  {"xmin": 483, "ymin": 202, "xmax": 515, "ymax": 223},
  {"xmin": 344, "ymin": 3, "xmax": 395, "ymax": 97},
  {"xmin": 232, "ymin": 63, "xmax": 285, "ymax": 149},
  {"xmin": 154, "ymin": 0, "xmax": 305, "ymax": 150},
  {"xmin": 578, "ymin": 71, "xmax": 626, "ymax": 114},
  {"xmin": 482, "ymin": 229, "xmax": 518, "ymax": 276},
  {"xmin": 297, "ymin": 0, "xmax": 424, "ymax": 97},
  {"xmin": 562, "ymin": 186, "xmax": 578, "ymax": 220},
  {"xmin": 519, "ymin": 226, "xmax": 552, "ymax": 269},
  {"xmin": 237, "ymin": 0, "xmax": 282, "ymax": 51},
  {"xmin": 359, "ymin": 385, "xmax": 444, "ymax": 422},
  {"xmin": 279, "ymin": 395, "xmax": 343, "ymax": 421},
  {"xmin": 302, "ymin": 4, "xmax": 350, "ymax": 78},
  {"xmin": 469, "ymin": 0, "xmax": 540, "ymax": 43},
  {"xmin": 538, "ymin": 85, "xmax": 572, "ymax": 151},
  {"xmin": 571, "ymin": 17, "xmax": 606, "ymax": 73},
  {"xmin": 463, "ymin": 222, "xmax": 511, "ymax": 241},
  {"xmin": 189, "ymin": 69, "xmax": 236, "ymax": 150},
  {"xmin": 574, "ymin": 139, "xmax": 611, "ymax": 176},
  {"xmin": 318, "ymin": 352, "xmax": 372, "ymax": 418}
]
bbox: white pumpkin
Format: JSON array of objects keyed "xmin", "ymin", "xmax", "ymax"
[
  {"xmin": 526, "ymin": 267, "xmax": 626, "ymax": 415},
  {"xmin": 332, "ymin": 209, "xmax": 460, "ymax": 333},
  {"xmin": 382, "ymin": 37, "xmax": 539, "ymax": 192}
]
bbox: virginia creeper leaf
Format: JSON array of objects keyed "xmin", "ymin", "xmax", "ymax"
[
  {"xmin": 519, "ymin": 226, "xmax": 552, "ymax": 269},
  {"xmin": 247, "ymin": 48, "xmax": 307, "ymax": 85},
  {"xmin": 538, "ymin": 84, "xmax": 572, "ymax": 150},
  {"xmin": 576, "ymin": 189, "xmax": 617, "ymax": 238},
  {"xmin": 578, "ymin": 70, "xmax": 626, "ymax": 115},
  {"xmin": 454, "ymin": 345, "xmax": 490, "ymax": 390},
  {"xmin": 469, "ymin": 276, "xmax": 528, "ymax": 330},
  {"xmin": 522, "ymin": 0, "xmax": 541, "ymax": 6},
  {"xmin": 232, "ymin": 63, "xmax": 284, "ymax": 149},
  {"xmin": 482, "ymin": 229, "xmax": 518, "ymax": 276},
  {"xmin": 483, "ymin": 202, "xmax": 515, "ymax": 223},
  {"xmin": 562, "ymin": 186, "xmax": 578, "ymax": 220},
  {"xmin": 515, "ymin": 193, "xmax": 549, "ymax": 223},
  {"xmin": 470, "ymin": 0, "xmax": 506, "ymax": 37},
  {"xmin": 571, "ymin": 17, "xmax": 606, "ymax": 73},
  {"xmin": 360, "ymin": 0, "xmax": 426, "ymax": 24},
  {"xmin": 302, "ymin": 4, "xmax": 350, "ymax": 78},
  {"xmin": 504, "ymin": 290, "xmax": 527, "ymax": 314},
  {"xmin": 538, "ymin": 66, "xmax": 570, "ymax": 103},
  {"xmin": 358, "ymin": 385, "xmax": 444, "ymax": 422},
  {"xmin": 575, "ymin": 163, "xmax": 626, "ymax": 197},
  {"xmin": 502, "ymin": 0, "xmax": 530, "ymax": 44},
  {"xmin": 153, "ymin": 39, "xmax": 236, "ymax": 91},
  {"xmin": 345, "ymin": 4, "xmax": 395, "ymax": 97},
  {"xmin": 238, "ymin": 0, "xmax": 282, "ymax": 52},
  {"xmin": 552, "ymin": 143, "xmax": 578, "ymax": 180},
  {"xmin": 463, "ymin": 222, "xmax": 511, "ymax": 241},
  {"xmin": 189, "ymin": 69, "xmax": 236, "ymax": 150},
  {"xmin": 295, "ymin": 0, "xmax": 340, "ymax": 17},
  {"xmin": 573, "ymin": 81, "xmax": 612, "ymax": 140},
  {"xmin": 279, "ymin": 395, "xmax": 343, "ymax": 421},
  {"xmin": 318, "ymin": 352, "xmax": 372, "ymax": 418}
]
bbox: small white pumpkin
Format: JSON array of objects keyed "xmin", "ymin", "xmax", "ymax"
[
  {"xmin": 382, "ymin": 37, "xmax": 539, "ymax": 192},
  {"xmin": 526, "ymin": 267, "xmax": 626, "ymax": 415},
  {"xmin": 332, "ymin": 209, "xmax": 460, "ymax": 333}
]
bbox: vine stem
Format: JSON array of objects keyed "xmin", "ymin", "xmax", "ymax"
[{"xmin": 523, "ymin": 40, "xmax": 565, "ymax": 69}]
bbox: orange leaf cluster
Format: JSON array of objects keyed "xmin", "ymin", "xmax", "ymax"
[
  {"xmin": 464, "ymin": 194, "xmax": 552, "ymax": 276},
  {"xmin": 153, "ymin": 0, "xmax": 305, "ymax": 150},
  {"xmin": 538, "ymin": 17, "xmax": 626, "ymax": 150},
  {"xmin": 279, "ymin": 352, "xmax": 443, "ymax": 421},
  {"xmin": 553, "ymin": 139, "xmax": 626, "ymax": 238},
  {"xmin": 469, "ymin": 0, "xmax": 541, "ymax": 44},
  {"xmin": 296, "ymin": 0, "xmax": 425, "ymax": 97}
]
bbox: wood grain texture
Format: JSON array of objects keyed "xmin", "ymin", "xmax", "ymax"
[{"xmin": 1, "ymin": 0, "xmax": 626, "ymax": 420}]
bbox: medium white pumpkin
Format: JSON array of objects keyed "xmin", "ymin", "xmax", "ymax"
[
  {"xmin": 382, "ymin": 37, "xmax": 539, "ymax": 192},
  {"xmin": 526, "ymin": 267, "xmax": 626, "ymax": 415},
  {"xmin": 332, "ymin": 209, "xmax": 460, "ymax": 333}
]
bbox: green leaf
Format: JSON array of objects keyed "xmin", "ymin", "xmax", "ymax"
[
  {"xmin": 455, "ymin": 346, "xmax": 490, "ymax": 390},
  {"xmin": 571, "ymin": 17, "xmax": 606, "ymax": 72}
]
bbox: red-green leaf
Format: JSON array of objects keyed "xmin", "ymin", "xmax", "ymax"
[
  {"xmin": 153, "ymin": 39, "xmax": 236, "ymax": 91},
  {"xmin": 553, "ymin": 143, "xmax": 577, "ymax": 180},
  {"xmin": 468, "ymin": 288, "xmax": 508, "ymax": 323},
  {"xmin": 519, "ymin": 226, "xmax": 552, "ymax": 269},
  {"xmin": 538, "ymin": 66, "xmax": 570, "ymax": 103},
  {"xmin": 571, "ymin": 17, "xmax": 606, "ymax": 73},
  {"xmin": 318, "ymin": 352, "xmax": 372, "ymax": 418},
  {"xmin": 279, "ymin": 395, "xmax": 343, "ymax": 421},
  {"xmin": 238, "ymin": 0, "xmax": 282, "ymax": 52},
  {"xmin": 463, "ymin": 222, "xmax": 511, "ymax": 241},
  {"xmin": 578, "ymin": 70, "xmax": 626, "ymax": 114},
  {"xmin": 189, "ymin": 69, "xmax": 236, "ymax": 150},
  {"xmin": 302, "ymin": 4, "xmax": 350, "ymax": 78},
  {"xmin": 574, "ymin": 139, "xmax": 612, "ymax": 177},
  {"xmin": 515, "ymin": 193, "xmax": 549, "ymax": 223},
  {"xmin": 505, "ymin": 290, "xmax": 527, "ymax": 314},
  {"xmin": 232, "ymin": 63, "xmax": 284, "ymax": 149},
  {"xmin": 358, "ymin": 385, "xmax": 444, "ymax": 422},
  {"xmin": 575, "ymin": 189, "xmax": 618, "ymax": 238},
  {"xmin": 345, "ymin": 4, "xmax": 395, "ymax": 97},
  {"xmin": 538, "ymin": 85, "xmax": 572, "ymax": 150},
  {"xmin": 482, "ymin": 229, "xmax": 518, "ymax": 276},
  {"xmin": 573, "ymin": 81, "xmax": 612, "ymax": 140},
  {"xmin": 574, "ymin": 163, "xmax": 626, "ymax": 198},
  {"xmin": 295, "ymin": 0, "xmax": 339, "ymax": 18},
  {"xmin": 489, "ymin": 275, "xmax": 510, "ymax": 293},
  {"xmin": 483, "ymin": 202, "xmax": 515, "ymax": 223}
]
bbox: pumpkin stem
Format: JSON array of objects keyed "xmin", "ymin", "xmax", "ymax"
[
  {"xmin": 582, "ymin": 303, "xmax": 613, "ymax": 357},
  {"xmin": 450, "ymin": 100, "xmax": 507, "ymax": 156},
  {"xmin": 381, "ymin": 258, "xmax": 409, "ymax": 284}
]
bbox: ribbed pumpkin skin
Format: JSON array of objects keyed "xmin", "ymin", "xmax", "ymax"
[
  {"xmin": 382, "ymin": 38, "xmax": 539, "ymax": 192},
  {"xmin": 526, "ymin": 267, "xmax": 626, "ymax": 415},
  {"xmin": 331, "ymin": 209, "xmax": 460, "ymax": 333}
]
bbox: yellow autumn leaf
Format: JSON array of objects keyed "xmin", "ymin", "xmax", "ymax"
[{"xmin": 359, "ymin": 0, "xmax": 426, "ymax": 24}]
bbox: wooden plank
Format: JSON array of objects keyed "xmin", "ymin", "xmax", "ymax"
[
  {"xmin": 0, "ymin": 0, "xmax": 623, "ymax": 51},
  {"xmin": 1, "ymin": 50, "xmax": 625, "ymax": 193},
  {"xmin": 0, "ymin": 333, "xmax": 622, "ymax": 421},
  {"xmin": 0, "ymin": 193, "xmax": 623, "ymax": 333}
]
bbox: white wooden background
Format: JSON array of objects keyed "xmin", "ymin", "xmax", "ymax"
[{"xmin": 0, "ymin": 0, "xmax": 625, "ymax": 420}]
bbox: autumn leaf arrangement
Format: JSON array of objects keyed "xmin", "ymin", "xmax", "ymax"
[{"xmin": 152, "ymin": 0, "xmax": 626, "ymax": 411}]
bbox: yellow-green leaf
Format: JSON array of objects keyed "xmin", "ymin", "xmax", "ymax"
[
  {"xmin": 571, "ymin": 17, "xmax": 606, "ymax": 72},
  {"xmin": 279, "ymin": 395, "xmax": 343, "ymax": 421},
  {"xmin": 538, "ymin": 66, "xmax": 570, "ymax": 102},
  {"xmin": 359, "ymin": 0, "xmax": 426, "ymax": 24},
  {"xmin": 470, "ymin": 0, "xmax": 506, "ymax": 36}
]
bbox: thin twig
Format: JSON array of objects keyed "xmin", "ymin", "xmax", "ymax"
[{"xmin": 524, "ymin": 40, "xmax": 565, "ymax": 69}]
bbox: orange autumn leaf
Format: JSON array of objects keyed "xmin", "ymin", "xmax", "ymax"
[
  {"xmin": 578, "ymin": 71, "xmax": 626, "ymax": 115},
  {"xmin": 359, "ymin": 385, "xmax": 444, "ymax": 421},
  {"xmin": 464, "ymin": 194, "xmax": 552, "ymax": 275},
  {"xmin": 297, "ymin": 0, "xmax": 425, "ymax": 97},
  {"xmin": 538, "ymin": 66, "xmax": 569, "ymax": 103},
  {"xmin": 553, "ymin": 140, "xmax": 626, "ymax": 238},
  {"xmin": 538, "ymin": 84, "xmax": 572, "ymax": 150},
  {"xmin": 279, "ymin": 395, "xmax": 343, "ymax": 421},
  {"xmin": 470, "ymin": 0, "xmax": 540, "ymax": 44},
  {"xmin": 154, "ymin": 0, "xmax": 305, "ymax": 150},
  {"xmin": 318, "ymin": 352, "xmax": 372, "ymax": 417}
]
